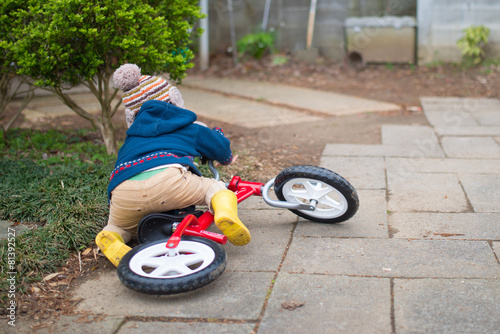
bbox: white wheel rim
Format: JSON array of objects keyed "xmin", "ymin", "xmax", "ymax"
[
  {"xmin": 282, "ymin": 178, "xmax": 348, "ymax": 219},
  {"xmin": 129, "ymin": 241, "xmax": 216, "ymax": 279}
]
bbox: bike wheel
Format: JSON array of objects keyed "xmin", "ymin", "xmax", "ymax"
[
  {"xmin": 274, "ymin": 165, "xmax": 359, "ymax": 223},
  {"xmin": 117, "ymin": 236, "xmax": 226, "ymax": 295}
]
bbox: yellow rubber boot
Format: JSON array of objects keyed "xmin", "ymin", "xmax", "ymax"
[
  {"xmin": 211, "ymin": 190, "xmax": 251, "ymax": 246},
  {"xmin": 95, "ymin": 231, "xmax": 132, "ymax": 267}
]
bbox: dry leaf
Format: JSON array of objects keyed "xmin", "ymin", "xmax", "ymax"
[
  {"xmin": 281, "ymin": 299, "xmax": 305, "ymax": 310},
  {"xmin": 42, "ymin": 272, "xmax": 61, "ymax": 282},
  {"xmin": 82, "ymin": 247, "xmax": 92, "ymax": 256}
]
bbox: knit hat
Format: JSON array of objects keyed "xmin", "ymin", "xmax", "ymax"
[{"xmin": 113, "ymin": 64, "xmax": 185, "ymax": 127}]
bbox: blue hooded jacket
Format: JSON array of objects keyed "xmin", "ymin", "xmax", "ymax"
[{"xmin": 107, "ymin": 100, "xmax": 233, "ymax": 200}]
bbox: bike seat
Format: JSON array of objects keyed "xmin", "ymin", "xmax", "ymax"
[{"xmin": 137, "ymin": 206, "xmax": 204, "ymax": 244}]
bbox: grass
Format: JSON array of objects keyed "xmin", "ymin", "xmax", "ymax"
[
  {"xmin": 483, "ymin": 57, "xmax": 500, "ymax": 67},
  {"xmin": 0, "ymin": 129, "xmax": 114, "ymax": 302},
  {"xmin": 0, "ymin": 128, "xmax": 112, "ymax": 166},
  {"xmin": 0, "ymin": 159, "xmax": 110, "ymax": 226}
]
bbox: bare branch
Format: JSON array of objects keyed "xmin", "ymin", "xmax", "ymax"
[
  {"xmin": 3, "ymin": 85, "xmax": 35, "ymax": 132},
  {"xmin": 86, "ymin": 79, "xmax": 101, "ymax": 104},
  {"xmin": 111, "ymin": 97, "xmax": 122, "ymax": 118},
  {"xmin": 51, "ymin": 86, "xmax": 97, "ymax": 125},
  {"xmin": 0, "ymin": 79, "xmax": 21, "ymax": 111}
]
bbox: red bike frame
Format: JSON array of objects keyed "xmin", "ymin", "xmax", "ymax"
[{"xmin": 165, "ymin": 176, "xmax": 264, "ymax": 249}]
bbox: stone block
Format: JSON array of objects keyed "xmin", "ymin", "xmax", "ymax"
[
  {"xmin": 394, "ymin": 279, "xmax": 500, "ymax": 333},
  {"xmin": 259, "ymin": 273, "xmax": 391, "ymax": 334},
  {"xmin": 322, "ymin": 143, "xmax": 444, "ymax": 158},
  {"xmin": 1, "ymin": 315, "xmax": 124, "ymax": 334},
  {"xmin": 183, "ymin": 78, "xmax": 399, "ymax": 117},
  {"xmin": 294, "ymin": 190, "xmax": 388, "ymax": 238},
  {"xmin": 51, "ymin": 315, "xmax": 123, "ymax": 334},
  {"xmin": 74, "ymin": 270, "xmax": 274, "ymax": 320},
  {"xmin": 181, "ymin": 88, "xmax": 323, "ymax": 128},
  {"xmin": 424, "ymin": 110, "xmax": 479, "ymax": 128},
  {"xmin": 385, "ymin": 157, "xmax": 500, "ymax": 174},
  {"xmin": 459, "ymin": 174, "xmax": 500, "ymax": 212},
  {"xmin": 493, "ymin": 241, "xmax": 500, "ymax": 258},
  {"xmin": 381, "ymin": 125, "xmax": 438, "ymax": 146},
  {"xmin": 118, "ymin": 322, "xmax": 255, "ymax": 334},
  {"xmin": 474, "ymin": 109, "xmax": 500, "ymax": 126},
  {"xmin": 387, "ymin": 172, "xmax": 469, "ymax": 213},
  {"xmin": 435, "ymin": 127, "xmax": 500, "ymax": 136},
  {"xmin": 281, "ymin": 238, "xmax": 500, "ymax": 278},
  {"xmin": 224, "ymin": 209, "xmax": 296, "ymax": 272},
  {"xmin": 441, "ymin": 137, "xmax": 500, "ymax": 159},
  {"xmin": 320, "ymin": 156, "xmax": 386, "ymax": 189},
  {"xmin": 389, "ymin": 212, "xmax": 500, "ymax": 239}
]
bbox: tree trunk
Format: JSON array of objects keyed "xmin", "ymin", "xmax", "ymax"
[
  {"xmin": 3, "ymin": 87, "xmax": 35, "ymax": 136},
  {"xmin": 0, "ymin": 74, "xmax": 36, "ymax": 139},
  {"xmin": 50, "ymin": 72, "xmax": 120, "ymax": 156},
  {"xmin": 97, "ymin": 119, "xmax": 118, "ymax": 155}
]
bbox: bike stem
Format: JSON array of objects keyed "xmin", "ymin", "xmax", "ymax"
[
  {"xmin": 165, "ymin": 175, "xmax": 315, "ymax": 251},
  {"xmin": 168, "ymin": 212, "xmax": 227, "ymax": 248},
  {"xmin": 164, "ymin": 176, "xmax": 264, "ymax": 250},
  {"xmin": 165, "ymin": 214, "xmax": 196, "ymax": 256},
  {"xmin": 228, "ymin": 176, "xmax": 263, "ymax": 202}
]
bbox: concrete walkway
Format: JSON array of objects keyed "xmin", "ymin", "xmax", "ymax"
[
  {"xmin": 11, "ymin": 76, "xmax": 400, "ymax": 128},
  {"xmin": 182, "ymin": 76, "xmax": 401, "ymax": 117},
  {"xmin": 3, "ymin": 80, "xmax": 500, "ymax": 333}
]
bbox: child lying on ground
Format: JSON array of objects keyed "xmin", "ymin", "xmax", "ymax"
[{"xmin": 95, "ymin": 64, "xmax": 251, "ymax": 266}]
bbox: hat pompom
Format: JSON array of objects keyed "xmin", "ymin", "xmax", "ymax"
[
  {"xmin": 113, "ymin": 64, "xmax": 141, "ymax": 91},
  {"xmin": 168, "ymin": 86, "xmax": 185, "ymax": 109},
  {"xmin": 124, "ymin": 108, "xmax": 135, "ymax": 128}
]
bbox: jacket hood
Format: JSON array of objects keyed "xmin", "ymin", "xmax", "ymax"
[{"xmin": 126, "ymin": 100, "xmax": 197, "ymax": 138}]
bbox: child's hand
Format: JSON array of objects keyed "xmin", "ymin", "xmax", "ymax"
[{"xmin": 214, "ymin": 155, "xmax": 238, "ymax": 167}]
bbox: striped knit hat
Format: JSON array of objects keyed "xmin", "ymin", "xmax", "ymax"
[{"xmin": 113, "ymin": 64, "xmax": 185, "ymax": 127}]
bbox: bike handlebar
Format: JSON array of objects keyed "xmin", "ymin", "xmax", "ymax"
[{"xmin": 208, "ymin": 160, "xmax": 220, "ymax": 182}]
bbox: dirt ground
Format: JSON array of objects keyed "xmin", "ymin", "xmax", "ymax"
[
  {"xmin": 186, "ymin": 54, "xmax": 500, "ymax": 181},
  {"xmin": 5, "ymin": 54, "xmax": 500, "ymax": 323},
  {"xmin": 5, "ymin": 54, "xmax": 499, "ymax": 182}
]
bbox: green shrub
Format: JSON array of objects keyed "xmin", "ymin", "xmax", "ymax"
[
  {"xmin": 9, "ymin": 0, "xmax": 204, "ymax": 155},
  {"xmin": 457, "ymin": 25, "xmax": 490, "ymax": 67},
  {"xmin": 237, "ymin": 31, "xmax": 275, "ymax": 60}
]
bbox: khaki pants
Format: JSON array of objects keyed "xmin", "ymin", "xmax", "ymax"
[{"xmin": 103, "ymin": 167, "xmax": 226, "ymax": 243}]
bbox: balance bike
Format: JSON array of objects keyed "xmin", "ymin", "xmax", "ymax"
[{"xmin": 117, "ymin": 162, "xmax": 359, "ymax": 295}]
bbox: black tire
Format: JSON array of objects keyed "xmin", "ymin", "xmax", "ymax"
[
  {"xmin": 117, "ymin": 236, "xmax": 226, "ymax": 295},
  {"xmin": 274, "ymin": 165, "xmax": 359, "ymax": 223}
]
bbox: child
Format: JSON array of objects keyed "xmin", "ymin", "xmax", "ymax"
[{"xmin": 95, "ymin": 64, "xmax": 251, "ymax": 267}]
